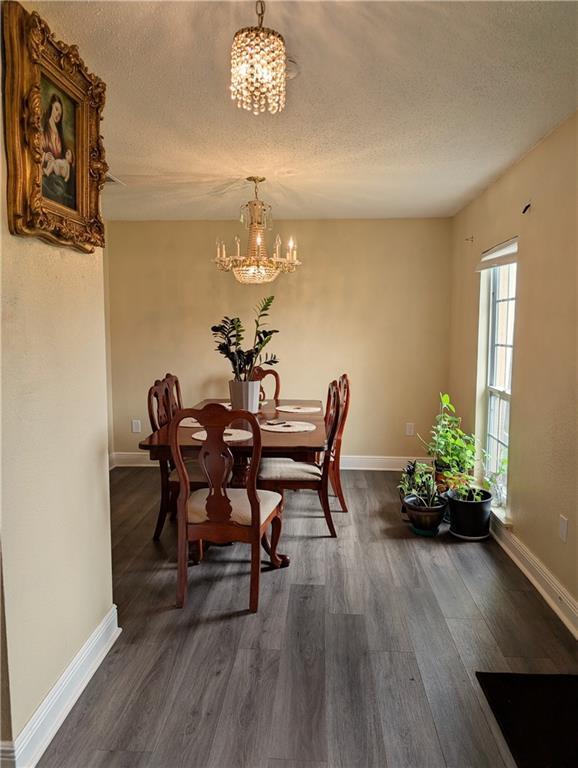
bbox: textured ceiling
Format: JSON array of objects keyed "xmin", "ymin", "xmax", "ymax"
[{"xmin": 33, "ymin": 1, "xmax": 577, "ymax": 220}]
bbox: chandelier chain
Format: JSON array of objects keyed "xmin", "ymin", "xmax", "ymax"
[{"xmin": 256, "ymin": 0, "xmax": 265, "ymax": 28}]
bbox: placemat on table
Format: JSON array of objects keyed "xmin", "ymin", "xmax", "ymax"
[
  {"xmin": 191, "ymin": 429, "xmax": 252, "ymax": 442},
  {"xmin": 275, "ymin": 405, "xmax": 321, "ymax": 414},
  {"xmin": 261, "ymin": 421, "xmax": 316, "ymax": 433}
]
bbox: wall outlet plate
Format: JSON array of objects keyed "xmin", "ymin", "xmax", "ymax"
[
  {"xmin": 559, "ymin": 515, "xmax": 568, "ymax": 543},
  {"xmin": 405, "ymin": 422, "xmax": 415, "ymax": 436},
  {"xmin": 131, "ymin": 419, "xmax": 141, "ymax": 434}
]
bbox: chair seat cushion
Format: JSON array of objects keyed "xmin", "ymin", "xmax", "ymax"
[
  {"xmin": 186, "ymin": 488, "xmax": 282, "ymax": 526},
  {"xmin": 258, "ymin": 459, "xmax": 322, "ymax": 482},
  {"xmin": 169, "ymin": 461, "xmax": 207, "ymax": 484}
]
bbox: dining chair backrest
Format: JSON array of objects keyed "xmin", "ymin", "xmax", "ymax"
[
  {"xmin": 164, "ymin": 372, "xmax": 183, "ymax": 418},
  {"xmin": 321, "ymin": 380, "xmax": 340, "ymax": 473},
  {"xmin": 148, "ymin": 373, "xmax": 184, "ymax": 432},
  {"xmin": 251, "ymin": 366, "xmax": 281, "ymax": 401},
  {"xmin": 147, "ymin": 378, "xmax": 172, "ymax": 432},
  {"xmin": 334, "ymin": 373, "xmax": 351, "ymax": 455},
  {"xmin": 324, "ymin": 381, "xmax": 333, "ymax": 431},
  {"xmin": 169, "ymin": 404, "xmax": 262, "ymax": 526}
]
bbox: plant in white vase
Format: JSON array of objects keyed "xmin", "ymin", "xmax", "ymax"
[{"xmin": 211, "ymin": 296, "xmax": 279, "ymax": 413}]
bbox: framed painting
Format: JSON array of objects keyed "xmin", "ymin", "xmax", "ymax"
[{"xmin": 2, "ymin": 1, "xmax": 108, "ymax": 253}]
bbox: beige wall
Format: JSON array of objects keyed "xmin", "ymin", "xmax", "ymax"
[
  {"xmin": 1, "ymin": 157, "xmax": 114, "ymax": 736},
  {"xmin": 106, "ymin": 218, "xmax": 452, "ymax": 458},
  {"xmin": 1, "ymin": 232, "xmax": 114, "ymax": 739},
  {"xmin": 1, "ymin": 562, "xmax": 12, "ymax": 742},
  {"xmin": 449, "ymin": 113, "xmax": 577, "ymax": 598}
]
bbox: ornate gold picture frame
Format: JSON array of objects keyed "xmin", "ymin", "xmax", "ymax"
[{"xmin": 2, "ymin": 1, "xmax": 108, "ymax": 253}]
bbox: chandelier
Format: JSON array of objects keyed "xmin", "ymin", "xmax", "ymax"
[
  {"xmin": 214, "ymin": 177, "xmax": 301, "ymax": 285},
  {"xmin": 230, "ymin": 1, "xmax": 286, "ymax": 115}
]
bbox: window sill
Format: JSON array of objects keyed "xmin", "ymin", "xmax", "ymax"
[{"xmin": 491, "ymin": 505, "xmax": 512, "ymax": 529}]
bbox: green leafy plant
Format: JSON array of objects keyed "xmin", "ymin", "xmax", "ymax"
[
  {"xmin": 443, "ymin": 470, "xmax": 485, "ymax": 502},
  {"xmin": 444, "ymin": 454, "xmax": 505, "ymax": 502},
  {"xmin": 399, "ymin": 461, "xmax": 445, "ymax": 508},
  {"xmin": 211, "ymin": 296, "xmax": 279, "ymax": 381},
  {"xmin": 419, "ymin": 393, "xmax": 476, "ymax": 474}
]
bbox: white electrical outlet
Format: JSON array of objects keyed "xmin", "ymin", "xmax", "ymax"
[
  {"xmin": 131, "ymin": 419, "xmax": 142, "ymax": 434},
  {"xmin": 559, "ymin": 515, "xmax": 568, "ymax": 543},
  {"xmin": 405, "ymin": 422, "xmax": 415, "ymax": 436}
]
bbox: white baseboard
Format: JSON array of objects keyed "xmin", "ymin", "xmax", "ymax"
[
  {"xmin": 339, "ymin": 455, "xmax": 429, "ymax": 471},
  {"xmin": 109, "ymin": 451, "xmax": 151, "ymax": 469},
  {"xmin": 2, "ymin": 606, "xmax": 121, "ymax": 768},
  {"xmin": 109, "ymin": 452, "xmax": 427, "ymax": 472},
  {"xmin": 491, "ymin": 515, "xmax": 578, "ymax": 639}
]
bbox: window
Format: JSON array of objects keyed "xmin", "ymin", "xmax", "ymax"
[{"xmin": 485, "ymin": 261, "xmax": 517, "ymax": 502}]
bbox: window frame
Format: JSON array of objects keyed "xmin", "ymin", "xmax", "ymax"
[{"xmin": 483, "ymin": 261, "xmax": 517, "ymax": 505}]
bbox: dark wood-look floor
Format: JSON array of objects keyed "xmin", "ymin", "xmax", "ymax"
[{"xmin": 39, "ymin": 469, "xmax": 577, "ymax": 768}]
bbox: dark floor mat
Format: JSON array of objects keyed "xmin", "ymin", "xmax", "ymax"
[{"xmin": 476, "ymin": 672, "xmax": 578, "ymax": 768}]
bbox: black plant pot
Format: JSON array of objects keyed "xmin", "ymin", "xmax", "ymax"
[
  {"xmin": 403, "ymin": 495, "xmax": 448, "ymax": 537},
  {"xmin": 398, "ymin": 488, "xmax": 408, "ymax": 519},
  {"xmin": 447, "ymin": 489, "xmax": 492, "ymax": 540},
  {"xmin": 434, "ymin": 462, "xmax": 451, "ymax": 521}
]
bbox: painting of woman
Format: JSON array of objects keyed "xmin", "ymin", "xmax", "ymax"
[{"xmin": 41, "ymin": 80, "xmax": 76, "ymax": 209}]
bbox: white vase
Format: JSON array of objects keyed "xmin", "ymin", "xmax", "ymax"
[{"xmin": 229, "ymin": 380, "xmax": 260, "ymax": 413}]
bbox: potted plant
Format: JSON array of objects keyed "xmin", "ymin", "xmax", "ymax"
[
  {"xmin": 443, "ymin": 471, "xmax": 493, "ymax": 540},
  {"xmin": 211, "ymin": 296, "xmax": 279, "ymax": 413},
  {"xmin": 419, "ymin": 393, "xmax": 476, "ymax": 490},
  {"xmin": 443, "ymin": 456, "xmax": 507, "ymax": 540},
  {"xmin": 399, "ymin": 461, "xmax": 448, "ymax": 537}
]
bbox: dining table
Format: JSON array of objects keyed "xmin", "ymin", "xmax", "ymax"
[{"xmin": 138, "ymin": 397, "xmax": 327, "ymax": 462}]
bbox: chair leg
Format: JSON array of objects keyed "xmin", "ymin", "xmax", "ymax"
[
  {"xmin": 189, "ymin": 539, "xmax": 204, "ymax": 565},
  {"xmin": 260, "ymin": 532, "xmax": 272, "ymax": 558},
  {"xmin": 153, "ymin": 465, "xmax": 170, "ymax": 541},
  {"xmin": 318, "ymin": 485, "xmax": 337, "ymax": 538},
  {"xmin": 331, "ymin": 462, "xmax": 349, "ymax": 513},
  {"xmin": 268, "ymin": 515, "xmax": 288, "ymax": 568},
  {"xmin": 249, "ymin": 539, "xmax": 261, "ymax": 613},
  {"xmin": 176, "ymin": 523, "xmax": 188, "ymax": 608}
]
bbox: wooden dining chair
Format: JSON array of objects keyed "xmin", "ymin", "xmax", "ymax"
[
  {"xmin": 164, "ymin": 372, "xmax": 183, "ymax": 417},
  {"xmin": 147, "ymin": 375, "xmax": 206, "ymax": 541},
  {"xmin": 147, "ymin": 378, "xmax": 174, "ymax": 540},
  {"xmin": 251, "ymin": 365, "xmax": 281, "ymax": 401},
  {"xmin": 330, "ymin": 373, "xmax": 351, "ymax": 513},
  {"xmin": 258, "ymin": 380, "xmax": 340, "ymax": 538},
  {"xmin": 169, "ymin": 404, "xmax": 286, "ymax": 611}
]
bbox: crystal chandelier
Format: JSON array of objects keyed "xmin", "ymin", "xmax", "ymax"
[
  {"xmin": 214, "ymin": 177, "xmax": 300, "ymax": 285},
  {"xmin": 230, "ymin": 1, "xmax": 286, "ymax": 115}
]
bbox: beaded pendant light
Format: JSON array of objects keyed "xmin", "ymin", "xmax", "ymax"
[{"xmin": 230, "ymin": 1, "xmax": 286, "ymax": 116}]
